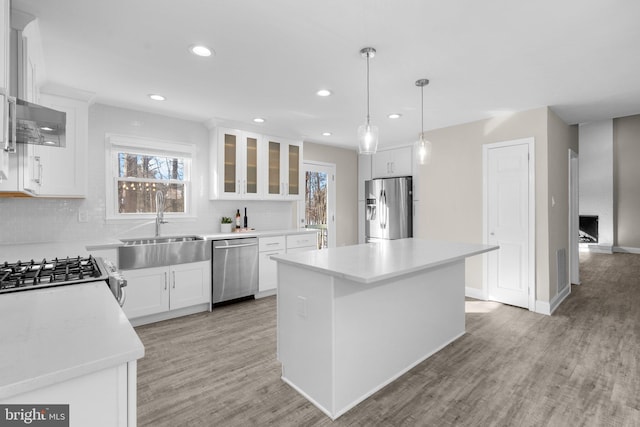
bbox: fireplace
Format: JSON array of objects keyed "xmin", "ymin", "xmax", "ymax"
[{"xmin": 579, "ymin": 215, "xmax": 598, "ymax": 243}]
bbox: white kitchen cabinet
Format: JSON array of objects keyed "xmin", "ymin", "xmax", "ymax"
[
  {"xmin": 0, "ymin": 0, "xmax": 7, "ymax": 95},
  {"xmin": 2, "ymin": 363, "xmax": 135, "ymax": 427},
  {"xmin": 257, "ymin": 233, "xmax": 317, "ymax": 295},
  {"xmin": 286, "ymin": 233, "xmax": 318, "ymax": 252},
  {"xmin": 22, "ymin": 93, "xmax": 88, "ymax": 197},
  {"xmin": 211, "ymin": 127, "xmax": 262, "ymax": 200},
  {"xmin": 263, "ymin": 136, "xmax": 303, "ymax": 200},
  {"xmin": 258, "ymin": 235, "xmax": 286, "ymax": 293},
  {"xmin": 16, "ymin": 15, "xmax": 44, "ymax": 104},
  {"xmin": 0, "ymin": 92, "xmax": 88, "ymax": 197},
  {"xmin": 122, "ymin": 260, "xmax": 210, "ymax": 320},
  {"xmin": 372, "ymin": 146, "xmax": 413, "ymax": 178},
  {"xmin": 0, "ymin": 0, "xmax": 11, "ymax": 180},
  {"xmin": 170, "ymin": 261, "xmax": 211, "ymax": 310}
]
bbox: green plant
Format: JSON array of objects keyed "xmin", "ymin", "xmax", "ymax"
[{"xmin": 221, "ymin": 217, "xmax": 232, "ymax": 224}]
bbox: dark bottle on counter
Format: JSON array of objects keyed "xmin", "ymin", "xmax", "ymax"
[
  {"xmin": 235, "ymin": 209, "xmax": 241, "ymax": 229},
  {"xmin": 244, "ymin": 207, "xmax": 248, "ymax": 228}
]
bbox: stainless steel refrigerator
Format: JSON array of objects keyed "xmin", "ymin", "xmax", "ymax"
[{"xmin": 365, "ymin": 176, "xmax": 413, "ymax": 242}]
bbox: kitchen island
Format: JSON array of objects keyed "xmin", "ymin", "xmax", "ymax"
[{"xmin": 272, "ymin": 238, "xmax": 498, "ymax": 420}]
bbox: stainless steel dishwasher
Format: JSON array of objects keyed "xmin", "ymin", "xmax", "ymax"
[{"xmin": 212, "ymin": 237, "xmax": 258, "ymax": 304}]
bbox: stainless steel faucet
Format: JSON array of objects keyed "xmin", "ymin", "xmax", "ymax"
[{"xmin": 155, "ymin": 191, "xmax": 168, "ymax": 236}]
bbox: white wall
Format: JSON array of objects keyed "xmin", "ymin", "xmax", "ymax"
[
  {"xmin": 0, "ymin": 104, "xmax": 294, "ymax": 245},
  {"xmin": 578, "ymin": 120, "xmax": 613, "ymax": 249}
]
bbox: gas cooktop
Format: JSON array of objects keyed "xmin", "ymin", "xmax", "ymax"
[{"xmin": 0, "ymin": 256, "xmax": 108, "ymax": 294}]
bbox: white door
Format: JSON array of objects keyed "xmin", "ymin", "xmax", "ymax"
[
  {"xmin": 298, "ymin": 161, "xmax": 336, "ymax": 248},
  {"xmin": 484, "ymin": 138, "xmax": 534, "ymax": 309}
]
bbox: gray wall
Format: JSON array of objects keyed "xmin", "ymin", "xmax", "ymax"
[
  {"xmin": 415, "ymin": 106, "xmax": 576, "ymax": 304},
  {"xmin": 614, "ymin": 114, "xmax": 640, "ymax": 248}
]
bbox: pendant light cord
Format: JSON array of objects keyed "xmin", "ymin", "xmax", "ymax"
[
  {"xmin": 421, "ymin": 84, "xmax": 424, "ymax": 137},
  {"xmin": 366, "ymin": 52, "xmax": 371, "ymax": 126}
]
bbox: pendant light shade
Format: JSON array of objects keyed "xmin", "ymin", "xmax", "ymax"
[
  {"xmin": 415, "ymin": 78, "xmax": 432, "ymax": 165},
  {"xmin": 358, "ymin": 47, "xmax": 378, "ymax": 155}
]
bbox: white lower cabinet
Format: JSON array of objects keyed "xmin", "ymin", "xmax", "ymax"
[
  {"xmin": 258, "ymin": 236, "xmax": 286, "ymax": 293},
  {"xmin": 2, "ymin": 362, "xmax": 136, "ymax": 427},
  {"xmin": 257, "ymin": 233, "xmax": 319, "ymax": 295},
  {"xmin": 286, "ymin": 233, "xmax": 318, "ymax": 252},
  {"xmin": 122, "ymin": 260, "xmax": 210, "ymax": 320}
]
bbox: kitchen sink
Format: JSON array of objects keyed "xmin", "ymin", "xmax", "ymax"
[
  {"xmin": 121, "ymin": 235, "xmax": 201, "ymax": 246},
  {"xmin": 118, "ymin": 235, "xmax": 210, "ymax": 270}
]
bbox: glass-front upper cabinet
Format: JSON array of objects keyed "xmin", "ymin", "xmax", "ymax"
[
  {"xmin": 288, "ymin": 144, "xmax": 300, "ymax": 197},
  {"xmin": 214, "ymin": 128, "xmax": 262, "ymax": 200},
  {"xmin": 263, "ymin": 136, "xmax": 302, "ymax": 200}
]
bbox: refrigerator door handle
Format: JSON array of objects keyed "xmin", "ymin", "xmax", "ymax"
[{"xmin": 381, "ymin": 189, "xmax": 388, "ymax": 229}]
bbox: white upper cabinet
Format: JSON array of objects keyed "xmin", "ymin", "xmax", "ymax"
[
  {"xmin": 0, "ymin": 0, "xmax": 10, "ymax": 180},
  {"xmin": 211, "ymin": 128, "xmax": 263, "ymax": 200},
  {"xmin": 209, "ymin": 127, "xmax": 303, "ymax": 201},
  {"xmin": 372, "ymin": 146, "xmax": 413, "ymax": 178},
  {"xmin": 34, "ymin": 93, "xmax": 88, "ymax": 197},
  {"xmin": 0, "ymin": 0, "xmax": 8, "ymax": 94},
  {"xmin": 263, "ymin": 136, "xmax": 303, "ymax": 200}
]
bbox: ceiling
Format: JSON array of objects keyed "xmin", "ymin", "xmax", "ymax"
[{"xmin": 12, "ymin": 0, "xmax": 640, "ymax": 150}]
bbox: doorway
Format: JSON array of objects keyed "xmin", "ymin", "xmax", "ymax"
[
  {"xmin": 298, "ymin": 161, "xmax": 336, "ymax": 249},
  {"xmin": 483, "ymin": 138, "xmax": 535, "ymax": 310}
]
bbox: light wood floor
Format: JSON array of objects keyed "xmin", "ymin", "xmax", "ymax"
[{"xmin": 135, "ymin": 252, "xmax": 640, "ymax": 426}]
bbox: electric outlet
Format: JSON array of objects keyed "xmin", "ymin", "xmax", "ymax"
[
  {"xmin": 78, "ymin": 210, "xmax": 89, "ymax": 223},
  {"xmin": 296, "ymin": 296, "xmax": 307, "ymax": 319}
]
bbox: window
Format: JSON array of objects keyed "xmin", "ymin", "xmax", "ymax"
[{"xmin": 106, "ymin": 134, "xmax": 195, "ymax": 220}]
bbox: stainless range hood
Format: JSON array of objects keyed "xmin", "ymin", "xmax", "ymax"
[{"xmin": 4, "ymin": 96, "xmax": 66, "ymax": 153}]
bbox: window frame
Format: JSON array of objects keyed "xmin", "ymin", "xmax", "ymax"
[{"xmin": 105, "ymin": 134, "xmax": 196, "ymax": 221}]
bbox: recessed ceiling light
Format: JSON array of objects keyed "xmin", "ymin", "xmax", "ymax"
[
  {"xmin": 40, "ymin": 126, "xmax": 54, "ymax": 131},
  {"xmin": 322, "ymin": 132, "xmax": 332, "ymax": 136},
  {"xmin": 388, "ymin": 113, "xmax": 402, "ymax": 119},
  {"xmin": 253, "ymin": 118, "xmax": 265, "ymax": 123},
  {"xmin": 189, "ymin": 45, "xmax": 213, "ymax": 57},
  {"xmin": 149, "ymin": 94, "xmax": 165, "ymax": 101},
  {"xmin": 316, "ymin": 89, "xmax": 332, "ymax": 97}
]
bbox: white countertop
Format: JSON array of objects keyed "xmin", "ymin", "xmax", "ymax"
[
  {"xmin": 199, "ymin": 228, "xmax": 318, "ymax": 240},
  {"xmin": 271, "ymin": 238, "xmax": 499, "ymax": 284},
  {"xmin": 0, "ymin": 282, "xmax": 144, "ymax": 400},
  {"xmin": 0, "ymin": 229, "xmax": 319, "ymax": 257}
]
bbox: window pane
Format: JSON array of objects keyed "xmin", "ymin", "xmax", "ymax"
[
  {"xmin": 118, "ymin": 182, "xmax": 185, "ymax": 213},
  {"xmin": 118, "ymin": 153, "xmax": 184, "ymax": 180}
]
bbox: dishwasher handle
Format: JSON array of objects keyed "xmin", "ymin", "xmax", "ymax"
[{"xmin": 214, "ymin": 242, "xmax": 258, "ymax": 249}]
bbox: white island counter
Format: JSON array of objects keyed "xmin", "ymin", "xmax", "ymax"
[{"xmin": 272, "ymin": 238, "xmax": 498, "ymax": 420}]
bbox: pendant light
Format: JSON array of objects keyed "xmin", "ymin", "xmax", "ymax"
[
  {"xmin": 415, "ymin": 78, "xmax": 432, "ymax": 165},
  {"xmin": 358, "ymin": 47, "xmax": 378, "ymax": 155}
]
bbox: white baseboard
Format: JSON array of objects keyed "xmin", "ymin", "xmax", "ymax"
[
  {"xmin": 583, "ymin": 244, "xmax": 613, "ymax": 254},
  {"xmin": 534, "ymin": 300, "xmax": 551, "ymax": 316},
  {"xmin": 535, "ymin": 284, "xmax": 571, "ymax": 316},
  {"xmin": 614, "ymin": 246, "xmax": 640, "ymax": 254},
  {"xmin": 465, "ymin": 286, "xmax": 485, "ymax": 300}
]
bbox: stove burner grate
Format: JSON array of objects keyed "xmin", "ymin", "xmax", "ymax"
[{"xmin": 0, "ymin": 255, "xmax": 103, "ymax": 291}]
